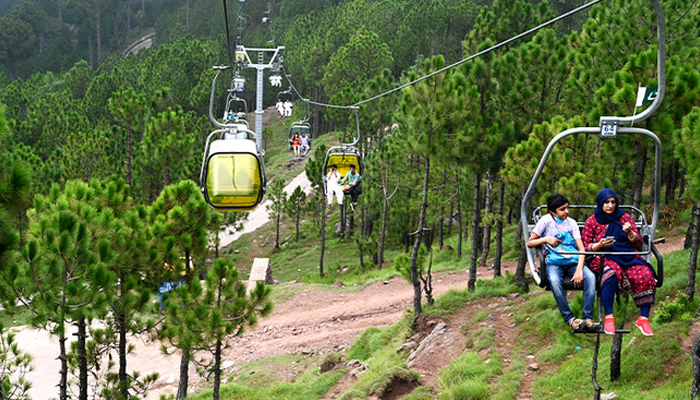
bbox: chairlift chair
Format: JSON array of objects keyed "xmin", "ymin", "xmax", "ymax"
[
  {"xmin": 521, "ymin": 0, "xmax": 666, "ymax": 293},
  {"xmin": 322, "ymin": 145, "xmax": 363, "ymax": 193},
  {"xmin": 322, "ymin": 109, "xmax": 363, "ymax": 194},
  {"xmin": 287, "ymin": 121, "xmax": 312, "ymax": 149},
  {"xmin": 277, "ymin": 89, "xmax": 293, "ymax": 103},
  {"xmin": 224, "ymin": 96, "xmax": 248, "ymax": 123}
]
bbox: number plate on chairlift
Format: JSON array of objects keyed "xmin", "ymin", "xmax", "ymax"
[{"xmin": 600, "ymin": 120, "xmax": 618, "ymax": 138}]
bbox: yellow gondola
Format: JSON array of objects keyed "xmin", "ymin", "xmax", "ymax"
[{"xmin": 201, "ymin": 132, "xmax": 265, "ymax": 211}]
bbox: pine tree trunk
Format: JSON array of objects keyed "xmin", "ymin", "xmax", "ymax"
[
  {"xmin": 320, "ymin": 199, "xmax": 326, "ymax": 277},
  {"xmin": 118, "ymin": 273, "xmax": 129, "ymax": 399},
  {"xmin": 378, "ymin": 193, "xmax": 388, "ymax": 270},
  {"xmin": 295, "ymin": 211, "xmax": 300, "ymax": 242},
  {"xmin": 275, "ymin": 211, "xmax": 280, "ymax": 249},
  {"xmin": 78, "ymin": 317, "xmax": 88, "ymax": 400},
  {"xmin": 176, "ymin": 352, "xmax": 189, "ymax": 400},
  {"xmin": 692, "ymin": 332, "xmax": 700, "ymax": 398},
  {"xmin": 96, "ymin": 10, "xmax": 102, "ymax": 65},
  {"xmin": 631, "ymin": 144, "xmax": 647, "ymax": 210},
  {"xmin": 88, "ymin": 34, "xmax": 94, "ymax": 69},
  {"xmin": 665, "ymin": 159, "xmax": 678, "ymax": 205},
  {"xmin": 438, "ymin": 172, "xmax": 447, "ymax": 248},
  {"xmin": 480, "ymin": 171, "xmax": 493, "ymax": 268},
  {"xmin": 410, "ymin": 155, "xmax": 430, "ymax": 327},
  {"xmin": 447, "ymin": 196, "xmax": 454, "ymax": 236},
  {"xmin": 468, "ymin": 173, "xmax": 482, "ymax": 291},
  {"xmin": 687, "ymin": 203, "xmax": 697, "ymax": 251},
  {"xmin": 456, "ymin": 171, "xmax": 462, "ymax": 259},
  {"xmin": 493, "ymin": 181, "xmax": 505, "ymax": 277},
  {"xmin": 687, "ymin": 203, "xmax": 700, "ymax": 300},
  {"xmin": 515, "ymin": 220, "xmax": 529, "ymax": 291},
  {"xmin": 213, "ymin": 339, "xmax": 222, "ymax": 400},
  {"xmin": 59, "ymin": 328, "xmax": 68, "ymax": 400},
  {"xmin": 186, "ymin": 0, "xmax": 191, "ymax": 33}
]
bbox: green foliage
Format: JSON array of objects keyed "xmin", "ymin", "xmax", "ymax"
[
  {"xmin": 0, "ymin": 321, "xmax": 32, "ymax": 400},
  {"xmin": 653, "ymin": 293, "xmax": 698, "ymax": 323}
]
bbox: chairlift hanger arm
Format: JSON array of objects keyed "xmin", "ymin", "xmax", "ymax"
[
  {"xmin": 209, "ymin": 68, "xmax": 230, "ymax": 129},
  {"xmin": 599, "ymin": 0, "xmax": 666, "ymax": 127}
]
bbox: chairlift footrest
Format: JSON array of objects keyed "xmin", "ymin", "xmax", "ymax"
[{"xmin": 572, "ymin": 328, "xmax": 631, "ymax": 335}]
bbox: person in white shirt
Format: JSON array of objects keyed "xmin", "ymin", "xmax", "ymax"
[
  {"xmin": 325, "ymin": 165, "xmax": 343, "ymax": 208},
  {"xmin": 276, "ymin": 99, "xmax": 283, "ymax": 116}
]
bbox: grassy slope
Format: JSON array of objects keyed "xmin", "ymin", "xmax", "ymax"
[{"xmin": 193, "ymin": 109, "xmax": 696, "ymax": 399}]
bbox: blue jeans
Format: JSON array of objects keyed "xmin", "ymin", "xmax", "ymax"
[{"xmin": 546, "ymin": 263, "xmax": 595, "ymax": 324}]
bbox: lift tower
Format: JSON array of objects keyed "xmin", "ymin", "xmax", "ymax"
[{"xmin": 234, "ymin": 45, "xmax": 285, "ymax": 152}]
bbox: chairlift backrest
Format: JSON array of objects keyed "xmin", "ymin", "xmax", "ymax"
[
  {"xmin": 324, "ymin": 146, "xmax": 363, "ymax": 178},
  {"xmin": 288, "ymin": 122, "xmax": 312, "ymax": 140}
]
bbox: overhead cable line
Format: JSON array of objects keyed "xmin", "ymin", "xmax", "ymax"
[
  {"xmin": 280, "ymin": 67, "xmax": 359, "ymax": 110},
  {"xmin": 354, "ymin": 0, "xmax": 604, "ymax": 106},
  {"xmin": 283, "ymin": 0, "xmax": 605, "ymax": 111},
  {"xmin": 222, "ymin": 0, "xmax": 235, "ymax": 75}
]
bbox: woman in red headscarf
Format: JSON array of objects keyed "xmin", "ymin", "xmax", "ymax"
[{"xmin": 581, "ymin": 188, "xmax": 657, "ymax": 336}]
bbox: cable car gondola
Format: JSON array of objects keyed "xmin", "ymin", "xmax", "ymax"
[{"xmin": 200, "ymin": 66, "xmax": 266, "ymax": 211}]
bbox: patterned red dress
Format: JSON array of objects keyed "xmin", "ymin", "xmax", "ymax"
[{"xmin": 581, "ymin": 212, "xmax": 656, "ymax": 307}]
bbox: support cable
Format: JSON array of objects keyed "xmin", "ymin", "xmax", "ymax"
[
  {"xmin": 221, "ymin": 0, "xmax": 235, "ymax": 74},
  {"xmin": 281, "ymin": 0, "xmax": 604, "ymax": 111}
]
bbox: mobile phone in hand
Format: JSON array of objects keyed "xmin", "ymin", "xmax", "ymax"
[{"xmin": 605, "ymin": 236, "xmax": 615, "ymax": 242}]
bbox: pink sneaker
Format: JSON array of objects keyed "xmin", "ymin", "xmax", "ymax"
[
  {"xmin": 635, "ymin": 317, "xmax": 654, "ymax": 336},
  {"xmin": 604, "ymin": 316, "xmax": 615, "ymax": 335}
]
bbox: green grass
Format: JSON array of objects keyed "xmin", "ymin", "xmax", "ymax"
[
  {"xmin": 437, "ymin": 351, "xmax": 502, "ymax": 400},
  {"xmin": 0, "ymin": 306, "xmax": 32, "ymax": 328}
]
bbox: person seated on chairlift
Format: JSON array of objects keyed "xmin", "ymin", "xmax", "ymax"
[
  {"xmin": 527, "ymin": 193, "xmax": 599, "ymax": 332},
  {"xmin": 290, "ymin": 133, "xmax": 301, "ymax": 157},
  {"xmin": 340, "ymin": 164, "xmax": 362, "ymax": 212},
  {"xmin": 284, "ymin": 99, "xmax": 293, "ymax": 117},
  {"xmin": 582, "ymin": 188, "xmax": 657, "ymax": 336},
  {"xmin": 276, "ymin": 99, "xmax": 284, "ymax": 116},
  {"xmin": 300, "ymin": 132, "xmax": 311, "ymax": 156},
  {"xmin": 326, "ymin": 165, "xmax": 343, "ymax": 208}
]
